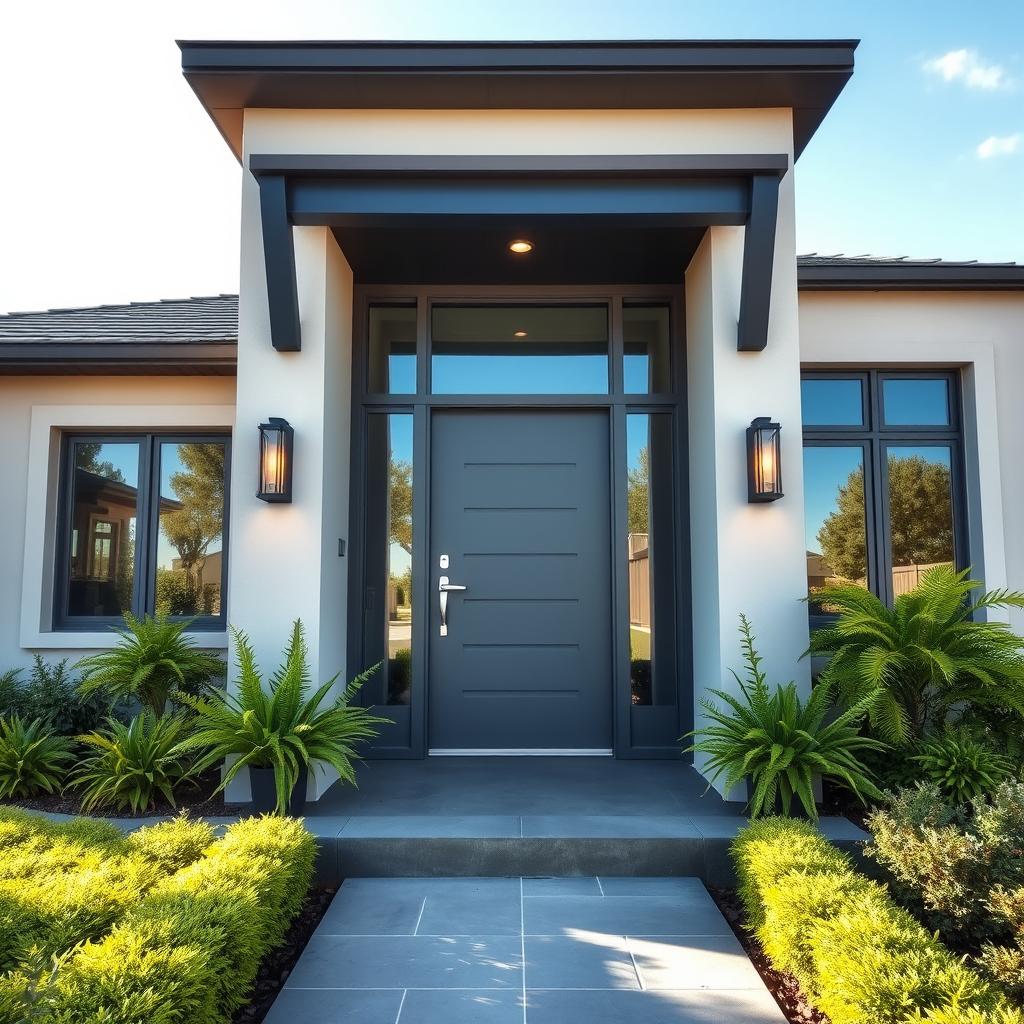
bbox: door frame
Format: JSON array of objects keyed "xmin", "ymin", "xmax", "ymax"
[{"xmin": 346, "ymin": 284, "xmax": 692, "ymax": 758}]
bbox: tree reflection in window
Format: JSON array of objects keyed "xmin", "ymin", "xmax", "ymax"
[{"xmin": 156, "ymin": 442, "xmax": 226, "ymax": 616}]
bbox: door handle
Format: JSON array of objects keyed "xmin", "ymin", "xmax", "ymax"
[{"xmin": 438, "ymin": 575, "xmax": 468, "ymax": 637}]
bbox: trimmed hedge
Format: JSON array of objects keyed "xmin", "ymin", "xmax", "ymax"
[
  {"xmin": 732, "ymin": 817, "xmax": 1023, "ymax": 1024},
  {"xmin": 40, "ymin": 815, "xmax": 316, "ymax": 1024},
  {"xmin": 0, "ymin": 810, "xmax": 215, "ymax": 973}
]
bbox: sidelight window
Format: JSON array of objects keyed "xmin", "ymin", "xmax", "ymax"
[
  {"xmin": 626, "ymin": 412, "xmax": 678, "ymax": 706},
  {"xmin": 362, "ymin": 413, "xmax": 415, "ymax": 706}
]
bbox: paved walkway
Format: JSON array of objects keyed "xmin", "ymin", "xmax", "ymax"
[{"xmin": 265, "ymin": 876, "xmax": 784, "ymax": 1023}]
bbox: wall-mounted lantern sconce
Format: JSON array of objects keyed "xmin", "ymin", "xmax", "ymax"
[
  {"xmin": 746, "ymin": 417, "xmax": 783, "ymax": 503},
  {"xmin": 257, "ymin": 418, "xmax": 294, "ymax": 503}
]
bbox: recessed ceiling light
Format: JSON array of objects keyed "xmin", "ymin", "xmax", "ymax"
[
  {"xmin": 513, "ymin": 330, "xmax": 528, "ymax": 338},
  {"xmin": 508, "ymin": 239, "xmax": 534, "ymax": 254}
]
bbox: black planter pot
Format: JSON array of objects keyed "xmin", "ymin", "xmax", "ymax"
[
  {"xmin": 249, "ymin": 765, "xmax": 308, "ymax": 816},
  {"xmin": 746, "ymin": 776, "xmax": 814, "ymax": 819}
]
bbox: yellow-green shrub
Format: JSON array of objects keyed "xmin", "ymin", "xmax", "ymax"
[
  {"xmin": 0, "ymin": 811, "xmax": 217, "ymax": 973},
  {"xmin": 731, "ymin": 817, "xmax": 1013, "ymax": 1024},
  {"xmin": 125, "ymin": 815, "xmax": 215, "ymax": 873},
  {"xmin": 43, "ymin": 815, "xmax": 316, "ymax": 1024}
]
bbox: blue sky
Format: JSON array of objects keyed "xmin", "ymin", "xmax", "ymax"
[{"xmin": 0, "ymin": 1, "xmax": 1020, "ymax": 313}]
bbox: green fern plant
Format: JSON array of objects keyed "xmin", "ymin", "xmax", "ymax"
[
  {"xmin": 684, "ymin": 615, "xmax": 885, "ymax": 819},
  {"xmin": 76, "ymin": 614, "xmax": 224, "ymax": 716},
  {"xmin": 912, "ymin": 728, "xmax": 1014, "ymax": 805},
  {"xmin": 70, "ymin": 712, "xmax": 196, "ymax": 812},
  {"xmin": 806, "ymin": 566, "xmax": 1024, "ymax": 746},
  {"xmin": 0, "ymin": 716, "xmax": 75, "ymax": 798},
  {"xmin": 175, "ymin": 621, "xmax": 388, "ymax": 814}
]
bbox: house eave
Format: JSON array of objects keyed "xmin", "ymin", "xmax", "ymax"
[
  {"xmin": 0, "ymin": 343, "xmax": 238, "ymax": 375},
  {"xmin": 797, "ymin": 265, "xmax": 1024, "ymax": 291},
  {"xmin": 178, "ymin": 38, "xmax": 858, "ymax": 160}
]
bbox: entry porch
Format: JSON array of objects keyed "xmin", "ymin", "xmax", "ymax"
[{"xmin": 302, "ymin": 757, "xmax": 866, "ymax": 884}]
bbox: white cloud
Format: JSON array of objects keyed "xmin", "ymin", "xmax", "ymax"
[
  {"xmin": 977, "ymin": 133, "xmax": 1022, "ymax": 159},
  {"xmin": 924, "ymin": 48, "xmax": 1011, "ymax": 90}
]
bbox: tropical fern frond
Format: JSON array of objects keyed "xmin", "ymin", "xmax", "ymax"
[{"xmin": 172, "ymin": 620, "xmax": 388, "ymax": 814}]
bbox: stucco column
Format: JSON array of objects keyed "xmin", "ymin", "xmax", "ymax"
[
  {"xmin": 685, "ymin": 184, "xmax": 809, "ymax": 798},
  {"xmin": 227, "ymin": 167, "xmax": 353, "ymax": 801}
]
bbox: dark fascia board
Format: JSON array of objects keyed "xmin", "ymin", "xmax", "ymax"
[
  {"xmin": 0, "ymin": 343, "xmax": 237, "ymax": 375},
  {"xmin": 179, "ymin": 39, "xmax": 857, "ymax": 160},
  {"xmin": 248, "ymin": 153, "xmax": 790, "ymax": 178},
  {"xmin": 797, "ymin": 263, "xmax": 1024, "ymax": 291}
]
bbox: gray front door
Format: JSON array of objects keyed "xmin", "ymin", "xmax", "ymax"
[{"xmin": 428, "ymin": 410, "xmax": 613, "ymax": 751}]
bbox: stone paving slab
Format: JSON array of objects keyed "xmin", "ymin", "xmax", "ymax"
[{"xmin": 264, "ymin": 876, "xmax": 785, "ymax": 1023}]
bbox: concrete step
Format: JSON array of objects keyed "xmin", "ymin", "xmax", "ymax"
[{"xmin": 305, "ymin": 814, "xmax": 867, "ymax": 886}]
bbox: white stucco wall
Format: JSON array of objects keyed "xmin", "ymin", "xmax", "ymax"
[
  {"xmin": 235, "ymin": 104, "xmax": 803, "ymax": 797},
  {"xmin": 0, "ymin": 376, "xmax": 236, "ymax": 669},
  {"xmin": 799, "ymin": 290, "xmax": 1024, "ymax": 629}
]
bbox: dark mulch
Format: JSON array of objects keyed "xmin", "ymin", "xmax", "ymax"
[
  {"xmin": 233, "ymin": 885, "xmax": 337, "ymax": 1023},
  {"xmin": 1, "ymin": 769, "xmax": 249, "ymax": 818},
  {"xmin": 710, "ymin": 886, "xmax": 829, "ymax": 1024}
]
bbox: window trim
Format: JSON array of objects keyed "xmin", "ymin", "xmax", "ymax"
[
  {"xmin": 54, "ymin": 432, "xmax": 231, "ymax": 632},
  {"xmin": 802, "ymin": 369, "xmax": 967, "ymax": 623}
]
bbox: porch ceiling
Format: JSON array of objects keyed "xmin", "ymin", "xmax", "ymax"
[{"xmin": 332, "ymin": 222, "xmax": 706, "ymax": 285}]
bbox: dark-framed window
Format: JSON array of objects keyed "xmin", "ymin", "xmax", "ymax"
[
  {"xmin": 55, "ymin": 433, "xmax": 231, "ymax": 630},
  {"xmin": 801, "ymin": 370, "xmax": 966, "ymax": 621}
]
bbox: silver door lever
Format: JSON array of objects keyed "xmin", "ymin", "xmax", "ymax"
[{"xmin": 438, "ymin": 575, "xmax": 467, "ymax": 637}]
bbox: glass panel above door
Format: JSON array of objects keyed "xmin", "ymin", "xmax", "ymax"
[
  {"xmin": 368, "ymin": 305, "xmax": 417, "ymax": 394},
  {"xmin": 430, "ymin": 305, "xmax": 609, "ymax": 394},
  {"xmin": 623, "ymin": 305, "xmax": 671, "ymax": 393}
]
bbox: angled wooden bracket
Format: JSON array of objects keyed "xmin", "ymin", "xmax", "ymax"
[
  {"xmin": 256, "ymin": 174, "xmax": 301, "ymax": 352},
  {"xmin": 737, "ymin": 174, "xmax": 781, "ymax": 352}
]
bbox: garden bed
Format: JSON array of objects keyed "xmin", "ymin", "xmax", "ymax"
[
  {"xmin": 233, "ymin": 884, "xmax": 336, "ymax": 1023},
  {"xmin": 0, "ymin": 767, "xmax": 241, "ymax": 818},
  {"xmin": 710, "ymin": 885, "xmax": 827, "ymax": 1024}
]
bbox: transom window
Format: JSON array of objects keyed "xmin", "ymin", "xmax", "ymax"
[
  {"xmin": 56, "ymin": 434, "xmax": 230, "ymax": 629},
  {"xmin": 801, "ymin": 371, "xmax": 964, "ymax": 614}
]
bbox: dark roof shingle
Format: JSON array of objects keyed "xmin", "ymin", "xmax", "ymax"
[{"xmin": 0, "ymin": 294, "xmax": 238, "ymax": 346}]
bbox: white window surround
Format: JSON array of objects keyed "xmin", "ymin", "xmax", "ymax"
[
  {"xmin": 20, "ymin": 404, "xmax": 235, "ymax": 650},
  {"xmin": 800, "ymin": 340, "xmax": 1008, "ymax": 612}
]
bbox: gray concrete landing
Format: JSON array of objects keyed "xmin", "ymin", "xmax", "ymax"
[{"xmin": 265, "ymin": 876, "xmax": 785, "ymax": 1024}]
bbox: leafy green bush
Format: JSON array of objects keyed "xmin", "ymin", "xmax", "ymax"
[
  {"xmin": 867, "ymin": 782, "xmax": 1024, "ymax": 948},
  {"xmin": 40, "ymin": 815, "xmax": 316, "ymax": 1023},
  {"xmin": 685, "ymin": 615, "xmax": 884, "ymax": 818},
  {"xmin": 0, "ymin": 656, "xmax": 111, "ymax": 735},
  {"xmin": 911, "ymin": 728, "xmax": 1014, "ymax": 805},
  {"xmin": 70, "ymin": 713, "xmax": 196, "ymax": 813},
  {"xmin": 77, "ymin": 614, "xmax": 224, "ymax": 716},
  {"xmin": 807, "ymin": 566, "xmax": 1024, "ymax": 745},
  {"xmin": 0, "ymin": 715, "xmax": 75, "ymax": 798},
  {"xmin": 177, "ymin": 621, "xmax": 387, "ymax": 814},
  {"xmin": 733, "ymin": 816, "xmax": 1013, "ymax": 1024}
]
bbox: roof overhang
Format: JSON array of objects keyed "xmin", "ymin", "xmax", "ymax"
[
  {"xmin": 797, "ymin": 261, "xmax": 1024, "ymax": 291},
  {"xmin": 0, "ymin": 343, "xmax": 237, "ymax": 375},
  {"xmin": 178, "ymin": 39, "xmax": 858, "ymax": 159}
]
